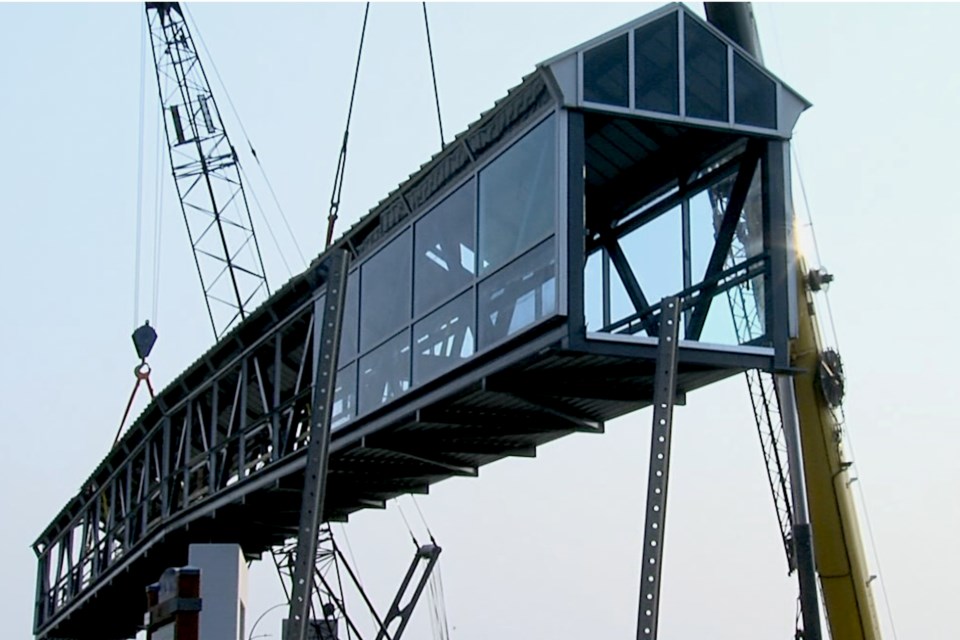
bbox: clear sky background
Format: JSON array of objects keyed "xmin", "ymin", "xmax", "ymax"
[{"xmin": 1, "ymin": 2, "xmax": 957, "ymax": 639}]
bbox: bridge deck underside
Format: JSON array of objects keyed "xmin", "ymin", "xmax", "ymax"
[{"xmin": 41, "ymin": 331, "xmax": 758, "ymax": 640}]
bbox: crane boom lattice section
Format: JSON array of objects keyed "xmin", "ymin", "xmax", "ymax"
[
  {"xmin": 709, "ymin": 179, "xmax": 796, "ymax": 571},
  {"xmin": 146, "ymin": 2, "xmax": 269, "ymax": 339}
]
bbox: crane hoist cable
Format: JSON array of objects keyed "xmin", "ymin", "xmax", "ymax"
[
  {"xmin": 324, "ymin": 3, "xmax": 448, "ymax": 247},
  {"xmin": 422, "ymin": 2, "xmax": 445, "ymax": 147},
  {"xmin": 325, "ymin": 3, "xmax": 371, "ymax": 249},
  {"xmin": 183, "ymin": 3, "xmax": 307, "ymax": 270}
]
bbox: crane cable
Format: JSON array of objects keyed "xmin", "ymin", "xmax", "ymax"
[
  {"xmin": 757, "ymin": 7, "xmax": 900, "ymax": 638},
  {"xmin": 422, "ymin": 3, "xmax": 445, "ymax": 148},
  {"xmin": 183, "ymin": 3, "xmax": 307, "ymax": 273},
  {"xmin": 133, "ymin": 10, "xmax": 147, "ymax": 331},
  {"xmin": 325, "ymin": 3, "xmax": 371, "ymax": 249}
]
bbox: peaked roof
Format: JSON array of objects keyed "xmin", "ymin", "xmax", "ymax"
[{"xmin": 540, "ymin": 3, "xmax": 809, "ymax": 139}]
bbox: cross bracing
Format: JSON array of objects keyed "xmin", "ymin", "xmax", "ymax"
[{"xmin": 34, "ymin": 6, "xmax": 809, "ymax": 639}]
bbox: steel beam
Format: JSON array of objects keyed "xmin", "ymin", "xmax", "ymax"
[
  {"xmin": 685, "ymin": 142, "xmax": 761, "ymax": 341},
  {"xmin": 636, "ymin": 296, "xmax": 680, "ymax": 640},
  {"xmin": 776, "ymin": 375, "xmax": 823, "ymax": 640},
  {"xmin": 285, "ymin": 250, "xmax": 350, "ymax": 640}
]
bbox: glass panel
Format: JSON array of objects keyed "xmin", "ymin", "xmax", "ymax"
[
  {"xmin": 478, "ymin": 238, "xmax": 557, "ymax": 349},
  {"xmin": 358, "ymin": 330, "xmax": 411, "ymax": 415},
  {"xmin": 338, "ymin": 270, "xmax": 359, "ymax": 366},
  {"xmin": 734, "ymin": 53, "xmax": 777, "ymax": 129},
  {"xmin": 584, "ymin": 33, "xmax": 629, "ymax": 107},
  {"xmin": 699, "ymin": 274, "xmax": 767, "ymax": 346},
  {"xmin": 619, "ymin": 206, "xmax": 683, "ymax": 306},
  {"xmin": 414, "ymin": 180, "xmax": 476, "ymax": 316},
  {"xmin": 634, "ymin": 13, "xmax": 679, "ymax": 114},
  {"xmin": 331, "ymin": 363, "xmax": 356, "ymax": 430},
  {"xmin": 608, "ymin": 263, "xmax": 636, "ymax": 331},
  {"xmin": 359, "ymin": 229, "xmax": 412, "ymax": 352},
  {"xmin": 684, "ymin": 14, "xmax": 728, "ymax": 122},
  {"xmin": 584, "ymin": 249, "xmax": 604, "ymax": 331},
  {"xmin": 413, "ymin": 291, "xmax": 475, "ymax": 386},
  {"xmin": 478, "ymin": 116, "xmax": 557, "ymax": 275}
]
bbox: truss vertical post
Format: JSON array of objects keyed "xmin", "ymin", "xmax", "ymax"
[
  {"xmin": 776, "ymin": 375, "xmax": 823, "ymax": 640},
  {"xmin": 285, "ymin": 250, "xmax": 350, "ymax": 640},
  {"xmin": 636, "ymin": 296, "xmax": 680, "ymax": 640}
]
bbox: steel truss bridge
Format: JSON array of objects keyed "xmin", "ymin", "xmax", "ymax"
[{"xmin": 33, "ymin": 5, "xmax": 812, "ymax": 639}]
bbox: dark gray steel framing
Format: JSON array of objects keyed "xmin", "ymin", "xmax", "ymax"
[
  {"xmin": 286, "ymin": 251, "xmax": 350, "ymax": 640},
  {"xmin": 34, "ymin": 6, "xmax": 810, "ymax": 639}
]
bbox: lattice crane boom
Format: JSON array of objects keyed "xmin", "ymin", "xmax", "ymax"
[{"xmin": 146, "ymin": 1, "xmax": 269, "ymax": 340}]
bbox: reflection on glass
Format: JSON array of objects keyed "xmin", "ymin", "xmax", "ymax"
[
  {"xmin": 700, "ymin": 274, "xmax": 767, "ymax": 346},
  {"xmin": 584, "ymin": 249, "xmax": 604, "ymax": 331},
  {"xmin": 413, "ymin": 291, "xmax": 475, "ymax": 386},
  {"xmin": 618, "ymin": 206, "xmax": 682, "ymax": 306},
  {"xmin": 338, "ymin": 270, "xmax": 359, "ymax": 366},
  {"xmin": 332, "ymin": 363, "xmax": 356, "ymax": 429},
  {"xmin": 360, "ymin": 230, "xmax": 412, "ymax": 352},
  {"xmin": 684, "ymin": 14, "xmax": 728, "ymax": 122},
  {"xmin": 635, "ymin": 13, "xmax": 679, "ymax": 114},
  {"xmin": 734, "ymin": 53, "xmax": 777, "ymax": 129},
  {"xmin": 414, "ymin": 180, "xmax": 476, "ymax": 316},
  {"xmin": 358, "ymin": 330, "xmax": 411, "ymax": 414},
  {"xmin": 478, "ymin": 238, "xmax": 557, "ymax": 349},
  {"xmin": 584, "ymin": 33, "xmax": 629, "ymax": 107},
  {"xmin": 479, "ymin": 116, "xmax": 556, "ymax": 275}
]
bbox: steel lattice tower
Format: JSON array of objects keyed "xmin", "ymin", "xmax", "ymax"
[{"xmin": 146, "ymin": 2, "xmax": 269, "ymax": 339}]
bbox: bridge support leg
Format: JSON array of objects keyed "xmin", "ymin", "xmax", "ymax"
[
  {"xmin": 285, "ymin": 250, "xmax": 351, "ymax": 640},
  {"xmin": 775, "ymin": 374, "xmax": 823, "ymax": 640},
  {"xmin": 636, "ymin": 296, "xmax": 680, "ymax": 640}
]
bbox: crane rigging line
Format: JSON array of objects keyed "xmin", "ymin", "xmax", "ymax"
[
  {"xmin": 422, "ymin": 3, "xmax": 445, "ymax": 147},
  {"xmin": 325, "ymin": 2, "xmax": 371, "ymax": 249},
  {"xmin": 133, "ymin": 10, "xmax": 147, "ymax": 330},
  {"xmin": 182, "ymin": 3, "xmax": 307, "ymax": 270},
  {"xmin": 151, "ymin": 99, "xmax": 165, "ymax": 325}
]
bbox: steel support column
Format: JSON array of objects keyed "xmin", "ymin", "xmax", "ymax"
[
  {"xmin": 636, "ymin": 296, "xmax": 680, "ymax": 640},
  {"xmin": 285, "ymin": 250, "xmax": 350, "ymax": 640},
  {"xmin": 776, "ymin": 374, "xmax": 823, "ymax": 640}
]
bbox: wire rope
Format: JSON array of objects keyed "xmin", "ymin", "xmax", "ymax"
[
  {"xmin": 791, "ymin": 132, "xmax": 901, "ymax": 640},
  {"xmin": 133, "ymin": 11, "xmax": 147, "ymax": 329},
  {"xmin": 151, "ymin": 92, "xmax": 166, "ymax": 324},
  {"xmin": 325, "ymin": 3, "xmax": 370, "ymax": 248},
  {"xmin": 422, "ymin": 3, "xmax": 445, "ymax": 147},
  {"xmin": 182, "ymin": 3, "xmax": 306, "ymax": 269}
]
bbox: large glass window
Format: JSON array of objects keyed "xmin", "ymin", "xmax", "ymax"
[
  {"xmin": 414, "ymin": 180, "xmax": 476, "ymax": 316},
  {"xmin": 684, "ymin": 14, "xmax": 728, "ymax": 122},
  {"xmin": 331, "ymin": 363, "xmax": 356, "ymax": 429},
  {"xmin": 634, "ymin": 13, "xmax": 679, "ymax": 115},
  {"xmin": 734, "ymin": 53, "xmax": 777, "ymax": 129},
  {"xmin": 360, "ymin": 229, "xmax": 412, "ymax": 352},
  {"xmin": 478, "ymin": 116, "xmax": 556, "ymax": 275},
  {"xmin": 338, "ymin": 270, "xmax": 359, "ymax": 366},
  {"xmin": 413, "ymin": 291, "xmax": 475, "ymax": 386},
  {"xmin": 358, "ymin": 330, "xmax": 411, "ymax": 414},
  {"xmin": 583, "ymin": 33, "xmax": 629, "ymax": 107},
  {"xmin": 478, "ymin": 238, "xmax": 557, "ymax": 349}
]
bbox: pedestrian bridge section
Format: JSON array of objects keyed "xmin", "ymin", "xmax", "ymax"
[{"xmin": 33, "ymin": 5, "xmax": 808, "ymax": 639}]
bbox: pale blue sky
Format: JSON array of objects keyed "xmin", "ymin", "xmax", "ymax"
[{"xmin": 1, "ymin": 3, "xmax": 957, "ymax": 639}]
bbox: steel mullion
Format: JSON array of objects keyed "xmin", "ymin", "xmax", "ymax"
[
  {"xmin": 209, "ymin": 380, "xmax": 219, "ymax": 495},
  {"xmin": 183, "ymin": 402, "xmax": 193, "ymax": 508},
  {"xmin": 272, "ymin": 332, "xmax": 282, "ymax": 462}
]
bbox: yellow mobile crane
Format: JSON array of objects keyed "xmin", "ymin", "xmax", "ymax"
[
  {"xmin": 704, "ymin": 4, "xmax": 884, "ymax": 639},
  {"xmin": 789, "ymin": 254, "xmax": 882, "ymax": 640}
]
